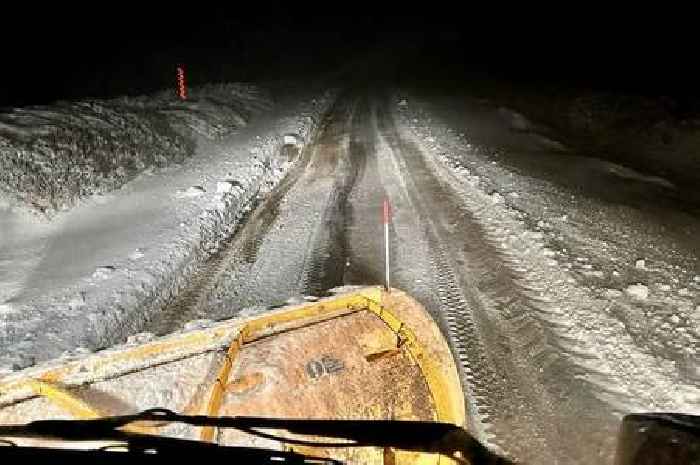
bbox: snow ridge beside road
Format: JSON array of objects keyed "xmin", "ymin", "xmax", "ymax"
[
  {"xmin": 395, "ymin": 95, "xmax": 699, "ymax": 411},
  {"xmin": 0, "ymin": 89, "xmax": 336, "ymax": 371},
  {"xmin": 394, "ymin": 93, "xmax": 699, "ymax": 462},
  {"xmin": 0, "ymin": 84, "xmax": 269, "ymax": 215}
]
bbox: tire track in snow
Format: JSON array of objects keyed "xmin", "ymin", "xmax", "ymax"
[
  {"xmin": 140, "ymin": 90, "xmax": 624, "ymax": 464},
  {"xmin": 374, "ymin": 99, "xmax": 601, "ymax": 464},
  {"xmin": 303, "ymin": 96, "xmax": 389, "ymax": 292},
  {"xmin": 144, "ymin": 97, "xmax": 355, "ymax": 334}
]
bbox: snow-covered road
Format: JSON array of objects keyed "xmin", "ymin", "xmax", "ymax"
[
  {"xmin": 0, "ymin": 88, "xmax": 334, "ymax": 368},
  {"xmin": 393, "ymin": 93, "xmax": 699, "ymax": 464},
  {"xmin": 139, "ymin": 91, "xmax": 698, "ymax": 464},
  {"xmin": 0, "ymin": 88, "xmax": 697, "ymax": 465}
]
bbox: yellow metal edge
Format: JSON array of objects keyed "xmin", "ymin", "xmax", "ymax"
[
  {"xmin": 26, "ymin": 379, "xmax": 102, "ymax": 420},
  {"xmin": 200, "ymin": 330, "xmax": 246, "ymax": 442},
  {"xmin": 0, "ymin": 328, "xmax": 235, "ymax": 403},
  {"xmin": 196, "ymin": 289, "xmax": 383, "ymax": 441},
  {"xmin": 364, "ymin": 294, "xmax": 464, "ymax": 426},
  {"xmin": 2, "ymin": 290, "xmax": 379, "ymax": 438},
  {"xmin": 2, "ymin": 286, "xmax": 466, "ymax": 462},
  {"xmin": 24, "ymin": 379, "xmax": 153, "ymax": 434},
  {"xmin": 242, "ymin": 291, "xmax": 375, "ymax": 338},
  {"xmin": 0, "ymin": 288, "xmax": 382, "ymax": 404},
  {"xmin": 364, "ymin": 291, "xmax": 467, "ymax": 465}
]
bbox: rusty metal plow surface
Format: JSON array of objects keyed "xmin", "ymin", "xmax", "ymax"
[{"xmin": 0, "ymin": 288, "xmax": 465, "ymax": 464}]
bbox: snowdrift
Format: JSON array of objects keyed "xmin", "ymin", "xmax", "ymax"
[{"xmin": 0, "ymin": 84, "xmax": 271, "ymax": 214}]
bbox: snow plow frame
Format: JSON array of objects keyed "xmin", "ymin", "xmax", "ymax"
[{"xmin": 0, "ymin": 287, "xmax": 466, "ymax": 462}]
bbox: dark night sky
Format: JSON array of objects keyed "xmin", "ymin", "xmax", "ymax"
[{"xmin": 2, "ymin": 5, "xmax": 699, "ymax": 107}]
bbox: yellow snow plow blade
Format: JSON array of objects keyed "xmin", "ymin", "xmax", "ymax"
[{"xmin": 0, "ymin": 287, "xmax": 466, "ymax": 464}]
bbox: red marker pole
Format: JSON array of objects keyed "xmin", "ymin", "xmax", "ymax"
[
  {"xmin": 383, "ymin": 198, "xmax": 391, "ymax": 292},
  {"xmin": 176, "ymin": 66, "xmax": 187, "ymax": 100}
]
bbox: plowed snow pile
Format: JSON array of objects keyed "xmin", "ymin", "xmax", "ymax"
[
  {"xmin": 0, "ymin": 85, "xmax": 335, "ymax": 370},
  {"xmin": 0, "ymin": 84, "xmax": 270, "ymax": 214},
  {"xmin": 395, "ymin": 92, "xmax": 699, "ymax": 413}
]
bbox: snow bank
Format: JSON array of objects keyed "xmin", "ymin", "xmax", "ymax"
[
  {"xmin": 497, "ymin": 89, "xmax": 700, "ymax": 191},
  {"xmin": 121, "ymin": 84, "xmax": 272, "ymax": 139},
  {"xmin": 395, "ymin": 93, "xmax": 700, "ymax": 459},
  {"xmin": 0, "ymin": 89, "xmax": 336, "ymax": 370},
  {"xmin": 0, "ymin": 84, "xmax": 271, "ymax": 215}
]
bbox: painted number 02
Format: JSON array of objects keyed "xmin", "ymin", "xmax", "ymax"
[{"xmin": 306, "ymin": 355, "xmax": 345, "ymax": 379}]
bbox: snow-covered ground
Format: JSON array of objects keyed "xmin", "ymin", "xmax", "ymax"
[
  {"xmin": 395, "ymin": 93, "xmax": 699, "ymax": 414},
  {"xmin": 0, "ymin": 82, "xmax": 696, "ymax": 463},
  {"xmin": 464, "ymin": 84, "xmax": 700, "ymax": 200},
  {"xmin": 0, "ymin": 84, "xmax": 269, "ymax": 214},
  {"xmin": 0, "ymin": 86, "xmax": 335, "ymax": 370}
]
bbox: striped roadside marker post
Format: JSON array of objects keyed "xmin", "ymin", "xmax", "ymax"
[
  {"xmin": 177, "ymin": 65, "xmax": 187, "ymax": 100},
  {"xmin": 383, "ymin": 198, "xmax": 391, "ymax": 292}
]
